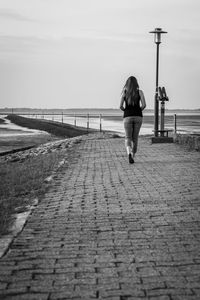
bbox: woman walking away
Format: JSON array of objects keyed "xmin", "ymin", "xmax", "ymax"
[{"xmin": 120, "ymin": 76, "xmax": 146, "ymax": 164}]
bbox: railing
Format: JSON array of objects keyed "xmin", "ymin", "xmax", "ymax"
[
  {"xmin": 1, "ymin": 112, "xmax": 199, "ymax": 135},
  {"xmin": 1, "ymin": 112, "xmax": 105, "ymax": 132},
  {"xmin": 47, "ymin": 113, "xmax": 103, "ymax": 132}
]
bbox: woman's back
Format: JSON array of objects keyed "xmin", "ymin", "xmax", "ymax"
[{"xmin": 123, "ymin": 90, "xmax": 142, "ymax": 118}]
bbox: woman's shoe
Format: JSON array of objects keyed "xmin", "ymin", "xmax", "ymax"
[{"xmin": 128, "ymin": 153, "xmax": 134, "ymax": 164}]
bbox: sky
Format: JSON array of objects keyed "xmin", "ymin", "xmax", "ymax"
[{"xmin": 0, "ymin": 0, "xmax": 200, "ymax": 109}]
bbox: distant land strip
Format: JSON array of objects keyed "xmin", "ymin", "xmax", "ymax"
[{"xmin": 6, "ymin": 115, "xmax": 97, "ymax": 138}]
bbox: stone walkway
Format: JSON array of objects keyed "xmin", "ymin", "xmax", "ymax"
[{"xmin": 0, "ymin": 134, "xmax": 200, "ymax": 300}]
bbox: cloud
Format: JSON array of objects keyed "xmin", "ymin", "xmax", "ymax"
[
  {"xmin": 72, "ymin": 29, "xmax": 146, "ymax": 44},
  {"xmin": 0, "ymin": 8, "xmax": 36, "ymax": 22},
  {"xmin": 0, "ymin": 31, "xmax": 146, "ymax": 57}
]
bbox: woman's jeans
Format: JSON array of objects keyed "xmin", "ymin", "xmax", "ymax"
[{"xmin": 123, "ymin": 116, "xmax": 142, "ymax": 154}]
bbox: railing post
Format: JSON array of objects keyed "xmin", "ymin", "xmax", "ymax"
[
  {"xmin": 74, "ymin": 114, "xmax": 76, "ymax": 126},
  {"xmin": 87, "ymin": 114, "xmax": 89, "ymax": 130},
  {"xmin": 174, "ymin": 113, "xmax": 177, "ymax": 134},
  {"xmin": 61, "ymin": 112, "xmax": 63, "ymax": 123},
  {"xmin": 52, "ymin": 113, "xmax": 54, "ymax": 121},
  {"xmin": 100, "ymin": 114, "xmax": 102, "ymax": 132}
]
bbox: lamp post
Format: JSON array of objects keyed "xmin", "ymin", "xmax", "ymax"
[{"xmin": 149, "ymin": 28, "xmax": 167, "ymax": 137}]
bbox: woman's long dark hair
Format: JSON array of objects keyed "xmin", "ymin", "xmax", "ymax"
[{"xmin": 122, "ymin": 76, "xmax": 139, "ymax": 105}]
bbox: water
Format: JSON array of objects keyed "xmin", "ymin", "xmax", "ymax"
[{"xmin": 0, "ymin": 117, "xmax": 48, "ymax": 137}]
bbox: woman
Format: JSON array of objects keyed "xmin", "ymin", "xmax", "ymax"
[{"xmin": 120, "ymin": 76, "xmax": 146, "ymax": 164}]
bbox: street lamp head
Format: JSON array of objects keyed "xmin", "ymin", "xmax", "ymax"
[{"xmin": 149, "ymin": 27, "xmax": 167, "ymax": 44}]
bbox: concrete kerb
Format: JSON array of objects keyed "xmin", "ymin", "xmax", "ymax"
[{"xmin": 0, "ymin": 198, "xmax": 38, "ymax": 258}]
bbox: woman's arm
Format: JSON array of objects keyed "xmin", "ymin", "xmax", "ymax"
[
  {"xmin": 139, "ymin": 90, "xmax": 146, "ymax": 111},
  {"xmin": 119, "ymin": 96, "xmax": 125, "ymax": 111},
  {"xmin": 119, "ymin": 89, "xmax": 126, "ymax": 111}
]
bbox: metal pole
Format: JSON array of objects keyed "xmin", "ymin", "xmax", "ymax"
[
  {"xmin": 74, "ymin": 114, "xmax": 76, "ymax": 126},
  {"xmin": 100, "ymin": 114, "xmax": 102, "ymax": 132},
  {"xmin": 174, "ymin": 113, "xmax": 177, "ymax": 134},
  {"xmin": 62, "ymin": 112, "xmax": 63, "ymax": 123},
  {"xmin": 87, "ymin": 114, "xmax": 89, "ymax": 130},
  {"xmin": 154, "ymin": 43, "xmax": 160, "ymax": 137}
]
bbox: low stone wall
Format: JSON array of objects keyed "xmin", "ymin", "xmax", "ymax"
[{"xmin": 174, "ymin": 134, "xmax": 200, "ymax": 151}]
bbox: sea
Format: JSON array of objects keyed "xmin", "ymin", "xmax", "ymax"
[{"xmin": 0, "ymin": 109, "xmax": 200, "ymax": 137}]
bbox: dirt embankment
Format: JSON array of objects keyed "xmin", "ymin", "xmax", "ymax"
[{"xmin": 6, "ymin": 114, "xmax": 97, "ymax": 138}]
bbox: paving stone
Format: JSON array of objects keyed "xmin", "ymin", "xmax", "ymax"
[
  {"xmin": 0, "ymin": 293, "xmax": 49, "ymax": 300},
  {"xmin": 149, "ymin": 296, "xmax": 171, "ymax": 300},
  {"xmin": 0, "ymin": 282, "xmax": 7, "ymax": 289},
  {"xmin": 171, "ymin": 296, "xmax": 199, "ymax": 300}
]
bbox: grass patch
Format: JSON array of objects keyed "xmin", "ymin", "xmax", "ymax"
[
  {"xmin": 6, "ymin": 114, "xmax": 96, "ymax": 137},
  {"xmin": 0, "ymin": 133, "xmax": 59, "ymax": 155},
  {"xmin": 0, "ymin": 150, "xmax": 66, "ymax": 236}
]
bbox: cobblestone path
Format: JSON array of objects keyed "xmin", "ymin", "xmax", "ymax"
[{"xmin": 0, "ymin": 134, "xmax": 200, "ymax": 300}]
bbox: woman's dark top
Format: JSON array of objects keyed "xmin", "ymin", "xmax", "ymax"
[{"xmin": 123, "ymin": 90, "xmax": 143, "ymax": 118}]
